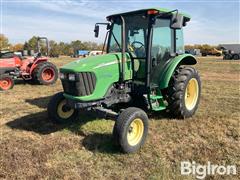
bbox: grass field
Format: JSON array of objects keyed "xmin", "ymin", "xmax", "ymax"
[{"xmin": 0, "ymin": 56, "xmax": 239, "ymax": 179}]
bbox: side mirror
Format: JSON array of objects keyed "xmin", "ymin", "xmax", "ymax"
[
  {"xmin": 94, "ymin": 25, "xmax": 99, "ymax": 38},
  {"xmin": 170, "ymin": 14, "xmax": 184, "ymax": 29}
]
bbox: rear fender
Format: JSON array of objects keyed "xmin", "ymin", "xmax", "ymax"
[
  {"xmin": 158, "ymin": 54, "xmax": 197, "ymax": 89},
  {"xmin": 29, "ymin": 58, "xmax": 48, "ymax": 74}
]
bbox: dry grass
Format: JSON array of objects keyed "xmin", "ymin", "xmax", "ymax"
[{"xmin": 0, "ymin": 56, "xmax": 239, "ymax": 179}]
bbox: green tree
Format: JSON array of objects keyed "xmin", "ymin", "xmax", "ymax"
[
  {"xmin": 0, "ymin": 34, "xmax": 10, "ymax": 50},
  {"xmin": 23, "ymin": 41, "xmax": 29, "ymax": 50},
  {"xmin": 10, "ymin": 43, "xmax": 24, "ymax": 51},
  {"xmin": 82, "ymin": 41, "xmax": 102, "ymax": 50},
  {"xmin": 24, "ymin": 36, "xmax": 49, "ymax": 55},
  {"xmin": 58, "ymin": 42, "xmax": 72, "ymax": 56},
  {"xmin": 49, "ymin": 40, "xmax": 60, "ymax": 57},
  {"xmin": 71, "ymin": 40, "xmax": 83, "ymax": 51},
  {"xmin": 27, "ymin": 36, "xmax": 38, "ymax": 51}
]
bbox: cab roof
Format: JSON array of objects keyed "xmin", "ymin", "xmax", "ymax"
[{"xmin": 107, "ymin": 7, "xmax": 191, "ymax": 21}]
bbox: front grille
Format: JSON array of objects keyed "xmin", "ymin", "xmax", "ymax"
[{"xmin": 62, "ymin": 72, "xmax": 96, "ymax": 96}]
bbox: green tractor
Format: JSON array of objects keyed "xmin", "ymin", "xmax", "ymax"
[{"xmin": 48, "ymin": 8, "xmax": 201, "ymax": 153}]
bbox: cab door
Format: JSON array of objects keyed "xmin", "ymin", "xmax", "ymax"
[
  {"xmin": 127, "ymin": 28, "xmax": 147, "ymax": 80},
  {"xmin": 150, "ymin": 18, "xmax": 174, "ymax": 85}
]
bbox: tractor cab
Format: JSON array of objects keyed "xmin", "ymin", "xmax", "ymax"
[{"xmin": 95, "ymin": 8, "xmax": 190, "ymax": 91}]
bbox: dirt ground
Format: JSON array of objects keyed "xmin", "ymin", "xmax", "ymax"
[{"xmin": 0, "ymin": 56, "xmax": 239, "ymax": 179}]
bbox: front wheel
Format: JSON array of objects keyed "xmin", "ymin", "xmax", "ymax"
[
  {"xmin": 164, "ymin": 66, "xmax": 201, "ymax": 119},
  {"xmin": 224, "ymin": 54, "xmax": 232, "ymax": 60},
  {"xmin": 113, "ymin": 107, "xmax": 148, "ymax": 153},
  {"xmin": 0, "ymin": 75, "xmax": 14, "ymax": 91},
  {"xmin": 47, "ymin": 92, "xmax": 78, "ymax": 124}
]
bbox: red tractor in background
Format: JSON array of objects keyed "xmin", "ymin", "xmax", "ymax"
[{"xmin": 0, "ymin": 37, "xmax": 58, "ymax": 91}]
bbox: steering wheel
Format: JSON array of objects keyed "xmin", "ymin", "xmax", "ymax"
[
  {"xmin": 131, "ymin": 41, "xmax": 145, "ymax": 51},
  {"xmin": 129, "ymin": 41, "xmax": 145, "ymax": 58}
]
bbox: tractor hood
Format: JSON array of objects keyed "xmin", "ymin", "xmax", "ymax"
[
  {"xmin": 60, "ymin": 53, "xmax": 121, "ymax": 73},
  {"xmin": 60, "ymin": 52, "xmax": 133, "ymax": 101}
]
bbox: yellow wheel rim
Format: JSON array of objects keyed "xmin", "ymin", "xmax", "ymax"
[
  {"xmin": 127, "ymin": 118, "xmax": 144, "ymax": 146},
  {"xmin": 57, "ymin": 99, "xmax": 74, "ymax": 119},
  {"xmin": 185, "ymin": 78, "xmax": 199, "ymax": 110}
]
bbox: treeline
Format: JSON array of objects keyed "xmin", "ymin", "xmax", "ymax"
[
  {"xmin": 0, "ymin": 34, "xmax": 103, "ymax": 56},
  {"xmin": 1, "ymin": 33, "xmax": 221, "ymax": 56}
]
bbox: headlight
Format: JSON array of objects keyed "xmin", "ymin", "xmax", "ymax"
[
  {"xmin": 68, "ymin": 74, "xmax": 75, "ymax": 81},
  {"xmin": 59, "ymin": 72, "xmax": 65, "ymax": 79}
]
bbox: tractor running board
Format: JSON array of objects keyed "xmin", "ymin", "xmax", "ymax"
[
  {"xmin": 151, "ymin": 106, "xmax": 166, "ymax": 111},
  {"xmin": 149, "ymin": 95, "xmax": 166, "ymax": 111},
  {"xmin": 21, "ymin": 72, "xmax": 32, "ymax": 80},
  {"xmin": 150, "ymin": 95, "xmax": 163, "ymax": 100}
]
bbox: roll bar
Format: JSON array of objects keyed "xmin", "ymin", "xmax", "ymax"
[{"xmin": 37, "ymin": 37, "xmax": 49, "ymax": 56}]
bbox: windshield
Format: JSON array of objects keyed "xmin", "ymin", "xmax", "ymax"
[
  {"xmin": 108, "ymin": 14, "xmax": 148, "ymax": 58},
  {"xmin": 108, "ymin": 18, "xmax": 122, "ymax": 52}
]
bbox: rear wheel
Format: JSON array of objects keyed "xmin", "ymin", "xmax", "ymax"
[
  {"xmin": 113, "ymin": 107, "xmax": 148, "ymax": 153},
  {"xmin": 163, "ymin": 66, "xmax": 201, "ymax": 119},
  {"xmin": 33, "ymin": 62, "xmax": 58, "ymax": 85},
  {"xmin": 47, "ymin": 92, "xmax": 78, "ymax": 124},
  {"xmin": 233, "ymin": 54, "xmax": 239, "ymax": 60},
  {"xmin": 224, "ymin": 54, "xmax": 232, "ymax": 60},
  {"xmin": 0, "ymin": 75, "xmax": 14, "ymax": 91}
]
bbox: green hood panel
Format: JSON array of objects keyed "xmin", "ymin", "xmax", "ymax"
[
  {"xmin": 60, "ymin": 53, "xmax": 121, "ymax": 73},
  {"xmin": 61, "ymin": 53, "xmax": 133, "ymax": 101}
]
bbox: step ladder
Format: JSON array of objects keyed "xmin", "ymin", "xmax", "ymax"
[{"xmin": 149, "ymin": 95, "xmax": 166, "ymax": 111}]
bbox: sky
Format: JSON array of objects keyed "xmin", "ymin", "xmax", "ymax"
[{"xmin": 1, "ymin": 0, "xmax": 240, "ymax": 45}]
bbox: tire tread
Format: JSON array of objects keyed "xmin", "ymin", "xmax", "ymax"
[{"xmin": 164, "ymin": 66, "xmax": 201, "ymax": 119}]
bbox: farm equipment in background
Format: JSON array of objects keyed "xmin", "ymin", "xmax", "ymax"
[
  {"xmin": 0, "ymin": 37, "xmax": 58, "ymax": 91},
  {"xmin": 71, "ymin": 50, "xmax": 89, "ymax": 58},
  {"xmin": 185, "ymin": 49, "xmax": 201, "ymax": 56},
  {"xmin": 220, "ymin": 44, "xmax": 240, "ymax": 60},
  {"xmin": 89, "ymin": 50, "xmax": 103, "ymax": 56},
  {"xmin": 201, "ymin": 48, "xmax": 222, "ymax": 56},
  {"xmin": 48, "ymin": 8, "xmax": 201, "ymax": 153}
]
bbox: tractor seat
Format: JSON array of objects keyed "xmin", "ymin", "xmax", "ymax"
[
  {"xmin": 128, "ymin": 51, "xmax": 145, "ymax": 79},
  {"xmin": 133, "ymin": 59, "xmax": 140, "ymax": 72},
  {"xmin": 128, "ymin": 51, "xmax": 140, "ymax": 72}
]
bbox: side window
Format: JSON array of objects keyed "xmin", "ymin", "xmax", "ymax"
[
  {"xmin": 176, "ymin": 29, "xmax": 184, "ymax": 54},
  {"xmin": 109, "ymin": 23, "xmax": 122, "ymax": 53},
  {"xmin": 151, "ymin": 19, "xmax": 173, "ymax": 62}
]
